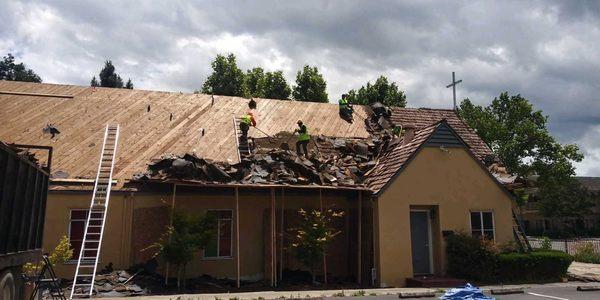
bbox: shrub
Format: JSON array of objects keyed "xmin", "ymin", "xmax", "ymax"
[
  {"xmin": 23, "ymin": 235, "xmax": 73, "ymax": 276},
  {"xmin": 446, "ymin": 233, "xmax": 574, "ymax": 283},
  {"xmin": 497, "ymin": 250, "xmax": 573, "ymax": 282},
  {"xmin": 446, "ymin": 233, "xmax": 498, "ymax": 282},
  {"xmin": 573, "ymin": 242, "xmax": 600, "ymax": 264}
]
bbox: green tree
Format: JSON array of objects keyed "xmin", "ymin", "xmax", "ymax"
[
  {"xmin": 346, "ymin": 75, "xmax": 406, "ymax": 107},
  {"xmin": 536, "ymin": 177, "xmax": 595, "ymax": 220},
  {"xmin": 245, "ymin": 67, "xmax": 265, "ymax": 97},
  {"xmin": 292, "ymin": 65, "xmax": 328, "ymax": 102},
  {"xmin": 92, "ymin": 60, "xmax": 133, "ymax": 88},
  {"xmin": 458, "ymin": 93, "xmax": 589, "ymax": 218},
  {"xmin": 145, "ymin": 211, "xmax": 216, "ymax": 291},
  {"xmin": 90, "ymin": 76, "xmax": 100, "ymax": 87},
  {"xmin": 201, "ymin": 53, "xmax": 246, "ymax": 97},
  {"xmin": 291, "ymin": 208, "xmax": 343, "ymax": 283},
  {"xmin": 263, "ymin": 71, "xmax": 291, "ymax": 99},
  {"xmin": 0, "ymin": 53, "xmax": 42, "ymax": 82},
  {"xmin": 125, "ymin": 78, "xmax": 134, "ymax": 89}
]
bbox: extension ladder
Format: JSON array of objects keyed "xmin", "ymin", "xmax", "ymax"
[
  {"xmin": 233, "ymin": 117, "xmax": 252, "ymax": 162},
  {"xmin": 512, "ymin": 209, "xmax": 532, "ymax": 252},
  {"xmin": 70, "ymin": 124, "xmax": 119, "ymax": 299}
]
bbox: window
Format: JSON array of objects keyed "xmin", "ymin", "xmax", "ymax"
[
  {"xmin": 204, "ymin": 210, "xmax": 233, "ymax": 258},
  {"xmin": 69, "ymin": 210, "xmax": 88, "ymax": 259},
  {"xmin": 470, "ymin": 211, "xmax": 494, "ymax": 240},
  {"xmin": 69, "ymin": 209, "xmax": 101, "ymax": 260}
]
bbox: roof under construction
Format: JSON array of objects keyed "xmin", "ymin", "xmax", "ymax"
[{"xmin": 0, "ymin": 80, "xmax": 497, "ymax": 192}]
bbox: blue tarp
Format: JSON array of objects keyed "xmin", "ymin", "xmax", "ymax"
[{"xmin": 440, "ymin": 283, "xmax": 494, "ymax": 300}]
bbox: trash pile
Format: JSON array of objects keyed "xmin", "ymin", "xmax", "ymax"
[
  {"xmin": 68, "ymin": 270, "xmax": 147, "ymax": 297},
  {"xmin": 3, "ymin": 141, "xmax": 40, "ymax": 165},
  {"xmin": 134, "ymin": 136, "xmax": 382, "ymax": 186}
]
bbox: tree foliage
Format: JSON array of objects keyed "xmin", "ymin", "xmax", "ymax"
[
  {"xmin": 346, "ymin": 76, "xmax": 406, "ymax": 107},
  {"xmin": 145, "ymin": 211, "xmax": 216, "ymax": 291},
  {"xmin": 458, "ymin": 93, "xmax": 590, "ymax": 218},
  {"xmin": 292, "ymin": 65, "xmax": 328, "ymax": 102},
  {"xmin": 91, "ymin": 60, "xmax": 133, "ymax": 89},
  {"xmin": 23, "ymin": 235, "xmax": 72, "ymax": 276},
  {"xmin": 245, "ymin": 67, "xmax": 265, "ymax": 97},
  {"xmin": 262, "ymin": 70, "xmax": 291, "ymax": 99},
  {"xmin": 202, "ymin": 53, "xmax": 246, "ymax": 97},
  {"xmin": 291, "ymin": 208, "xmax": 343, "ymax": 283},
  {"xmin": 0, "ymin": 53, "xmax": 42, "ymax": 82}
]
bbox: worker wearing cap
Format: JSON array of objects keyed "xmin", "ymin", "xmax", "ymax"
[
  {"xmin": 338, "ymin": 94, "xmax": 353, "ymax": 122},
  {"xmin": 294, "ymin": 120, "xmax": 310, "ymax": 158},
  {"xmin": 240, "ymin": 111, "xmax": 256, "ymax": 138}
]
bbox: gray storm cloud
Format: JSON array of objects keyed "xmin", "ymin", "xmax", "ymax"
[{"xmin": 1, "ymin": 0, "xmax": 599, "ymax": 175}]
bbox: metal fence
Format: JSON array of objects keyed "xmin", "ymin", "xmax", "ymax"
[{"xmin": 528, "ymin": 237, "xmax": 600, "ymax": 254}]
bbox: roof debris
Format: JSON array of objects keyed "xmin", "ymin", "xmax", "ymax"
[
  {"xmin": 133, "ymin": 102, "xmax": 406, "ymax": 188},
  {"xmin": 134, "ymin": 135, "xmax": 386, "ymax": 187}
]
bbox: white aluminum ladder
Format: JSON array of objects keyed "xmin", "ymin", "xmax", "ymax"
[
  {"xmin": 233, "ymin": 117, "xmax": 251, "ymax": 162},
  {"xmin": 70, "ymin": 124, "xmax": 119, "ymax": 299}
]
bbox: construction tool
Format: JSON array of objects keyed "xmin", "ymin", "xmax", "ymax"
[
  {"xmin": 253, "ymin": 126, "xmax": 275, "ymax": 142},
  {"xmin": 70, "ymin": 124, "xmax": 119, "ymax": 299}
]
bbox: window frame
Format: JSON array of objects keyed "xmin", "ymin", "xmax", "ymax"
[
  {"xmin": 68, "ymin": 209, "xmax": 90, "ymax": 262},
  {"xmin": 202, "ymin": 209, "xmax": 234, "ymax": 260},
  {"xmin": 469, "ymin": 211, "xmax": 495, "ymax": 241}
]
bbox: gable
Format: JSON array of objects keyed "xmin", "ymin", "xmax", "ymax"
[
  {"xmin": 425, "ymin": 122, "xmax": 465, "ymax": 147},
  {"xmin": 367, "ymin": 120, "xmax": 502, "ymax": 195}
]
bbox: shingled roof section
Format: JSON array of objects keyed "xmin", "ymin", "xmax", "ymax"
[
  {"xmin": 366, "ymin": 122, "xmax": 440, "ymax": 194},
  {"xmin": 389, "ymin": 107, "xmax": 492, "ymax": 161}
]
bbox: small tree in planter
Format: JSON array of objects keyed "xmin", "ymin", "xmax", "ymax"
[
  {"xmin": 291, "ymin": 208, "xmax": 344, "ymax": 284},
  {"xmin": 145, "ymin": 211, "xmax": 216, "ymax": 291}
]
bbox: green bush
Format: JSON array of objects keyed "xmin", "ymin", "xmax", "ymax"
[
  {"xmin": 446, "ymin": 233, "xmax": 498, "ymax": 282},
  {"xmin": 446, "ymin": 233, "xmax": 574, "ymax": 283},
  {"xmin": 573, "ymin": 242, "xmax": 600, "ymax": 264},
  {"xmin": 497, "ymin": 250, "xmax": 573, "ymax": 282}
]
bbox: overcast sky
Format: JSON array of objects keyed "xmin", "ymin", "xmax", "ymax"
[{"xmin": 2, "ymin": 0, "xmax": 599, "ymax": 175}]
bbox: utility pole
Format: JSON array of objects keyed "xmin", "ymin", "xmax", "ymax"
[{"xmin": 446, "ymin": 71, "xmax": 462, "ymax": 110}]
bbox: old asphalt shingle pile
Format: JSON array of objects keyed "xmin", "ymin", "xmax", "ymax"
[
  {"xmin": 133, "ymin": 135, "xmax": 382, "ymax": 187},
  {"xmin": 68, "ymin": 270, "xmax": 147, "ymax": 297}
]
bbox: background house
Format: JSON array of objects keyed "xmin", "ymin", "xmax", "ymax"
[{"xmin": 522, "ymin": 176, "xmax": 600, "ymax": 237}]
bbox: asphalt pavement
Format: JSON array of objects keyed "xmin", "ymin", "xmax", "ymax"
[{"xmin": 330, "ymin": 284, "xmax": 600, "ymax": 300}]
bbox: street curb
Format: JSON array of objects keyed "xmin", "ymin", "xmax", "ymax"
[
  {"xmin": 577, "ymin": 285, "xmax": 600, "ymax": 291},
  {"xmin": 398, "ymin": 291, "xmax": 436, "ymax": 298},
  {"xmin": 490, "ymin": 287, "xmax": 524, "ymax": 295}
]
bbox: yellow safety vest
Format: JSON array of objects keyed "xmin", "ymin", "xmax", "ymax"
[
  {"xmin": 298, "ymin": 125, "xmax": 310, "ymax": 141},
  {"xmin": 339, "ymin": 98, "xmax": 348, "ymax": 107},
  {"xmin": 241, "ymin": 114, "xmax": 252, "ymax": 125}
]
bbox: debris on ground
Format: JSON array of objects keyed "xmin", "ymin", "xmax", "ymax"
[{"xmin": 67, "ymin": 270, "xmax": 148, "ymax": 297}]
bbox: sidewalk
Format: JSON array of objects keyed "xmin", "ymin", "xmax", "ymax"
[{"xmin": 97, "ymin": 282, "xmax": 600, "ymax": 300}]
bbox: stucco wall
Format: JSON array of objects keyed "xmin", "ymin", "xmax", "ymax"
[
  {"xmin": 375, "ymin": 147, "xmax": 514, "ymax": 287},
  {"xmin": 43, "ymin": 192, "xmax": 133, "ymax": 278},
  {"xmin": 43, "ymin": 186, "xmax": 362, "ymax": 281}
]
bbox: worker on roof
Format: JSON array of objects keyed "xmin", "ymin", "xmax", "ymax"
[
  {"xmin": 240, "ymin": 111, "xmax": 256, "ymax": 139},
  {"xmin": 338, "ymin": 93, "xmax": 353, "ymax": 122},
  {"xmin": 294, "ymin": 120, "xmax": 310, "ymax": 158}
]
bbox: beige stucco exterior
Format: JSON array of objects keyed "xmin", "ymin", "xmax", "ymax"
[
  {"xmin": 374, "ymin": 146, "xmax": 514, "ymax": 287},
  {"xmin": 42, "ymin": 186, "xmax": 364, "ymax": 281},
  {"xmin": 42, "ymin": 146, "xmax": 515, "ymax": 288}
]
